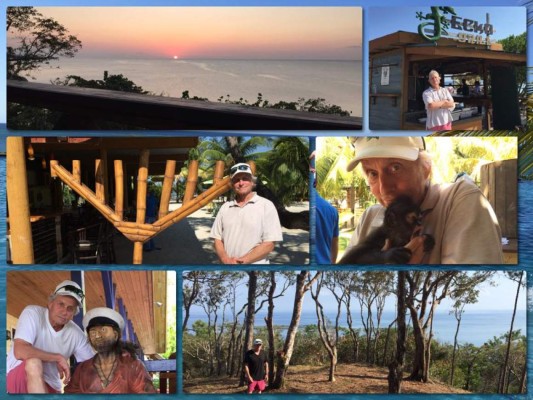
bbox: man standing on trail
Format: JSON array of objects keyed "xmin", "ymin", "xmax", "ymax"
[{"xmin": 244, "ymin": 339, "xmax": 269, "ymax": 394}]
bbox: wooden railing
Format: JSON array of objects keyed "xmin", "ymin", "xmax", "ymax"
[{"xmin": 7, "ymin": 80, "xmax": 362, "ymax": 130}]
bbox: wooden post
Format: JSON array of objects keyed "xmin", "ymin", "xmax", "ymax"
[
  {"xmin": 159, "ymin": 160, "xmax": 176, "ymax": 219},
  {"xmin": 100, "ymin": 148, "xmax": 109, "ymax": 204},
  {"xmin": 114, "ymin": 160, "xmax": 124, "ymax": 220},
  {"xmin": 133, "ymin": 242, "xmax": 144, "ymax": 265},
  {"xmin": 183, "ymin": 159, "xmax": 198, "ymax": 205},
  {"xmin": 6, "ymin": 137, "xmax": 34, "ymax": 264},
  {"xmin": 134, "ymin": 149, "xmax": 150, "ymax": 264},
  {"xmin": 95, "ymin": 159, "xmax": 105, "ymax": 203},
  {"xmin": 214, "ymin": 160, "xmax": 225, "ymax": 184},
  {"xmin": 73, "ymin": 160, "xmax": 81, "ymax": 183}
]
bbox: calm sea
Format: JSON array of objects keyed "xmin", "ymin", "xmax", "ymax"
[
  {"xmin": 29, "ymin": 57, "xmax": 362, "ymax": 117},
  {"xmin": 187, "ymin": 309, "xmax": 526, "ymax": 347}
]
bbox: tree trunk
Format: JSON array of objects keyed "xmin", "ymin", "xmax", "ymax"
[
  {"xmin": 182, "ymin": 272, "xmax": 201, "ymax": 331},
  {"xmin": 408, "ymin": 317, "xmax": 427, "ymax": 382},
  {"xmin": 499, "ymin": 271, "xmax": 523, "ymax": 393},
  {"xmin": 382, "ymin": 318, "xmax": 397, "ymax": 366},
  {"xmin": 239, "ymin": 271, "xmax": 257, "ymax": 386},
  {"xmin": 311, "ymin": 273, "xmax": 338, "ymax": 383},
  {"xmin": 272, "ymin": 271, "xmax": 319, "ymax": 389},
  {"xmin": 328, "ymin": 350, "xmax": 338, "ymax": 382},
  {"xmin": 345, "ymin": 296, "xmax": 360, "ymax": 362},
  {"xmin": 388, "ymin": 271, "xmax": 406, "ymax": 393},
  {"xmin": 266, "ymin": 271, "xmax": 277, "ymax": 384},
  {"xmin": 450, "ymin": 308, "xmax": 463, "ymax": 386}
]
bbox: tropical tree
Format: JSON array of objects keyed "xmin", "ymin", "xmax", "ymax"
[
  {"xmin": 197, "ymin": 136, "xmax": 271, "ymax": 171},
  {"xmin": 310, "ymin": 271, "xmax": 346, "ymax": 382},
  {"xmin": 7, "ymin": 7, "xmax": 82, "ymax": 79},
  {"xmin": 497, "ymin": 32, "xmax": 527, "ymax": 98},
  {"xmin": 404, "ymin": 271, "xmax": 492, "ymax": 382},
  {"xmin": 271, "ymin": 271, "xmax": 321, "ymax": 389},
  {"xmin": 448, "ymin": 281, "xmax": 481, "ymax": 386},
  {"xmin": 256, "ymin": 137, "xmax": 309, "ymax": 204}
]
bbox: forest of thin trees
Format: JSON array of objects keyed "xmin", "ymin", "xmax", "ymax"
[{"xmin": 183, "ymin": 270, "xmax": 526, "ymax": 394}]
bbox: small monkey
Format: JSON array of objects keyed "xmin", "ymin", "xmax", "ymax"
[{"xmin": 338, "ymin": 196, "xmax": 434, "ymax": 264}]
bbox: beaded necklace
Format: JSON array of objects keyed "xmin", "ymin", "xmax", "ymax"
[{"xmin": 94, "ymin": 355, "xmax": 118, "ymax": 388}]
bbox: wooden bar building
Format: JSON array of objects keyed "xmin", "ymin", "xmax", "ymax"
[{"xmin": 369, "ymin": 31, "xmax": 526, "ymax": 130}]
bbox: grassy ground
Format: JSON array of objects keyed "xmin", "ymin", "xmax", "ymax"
[{"xmin": 183, "ymin": 363, "xmax": 470, "ymax": 394}]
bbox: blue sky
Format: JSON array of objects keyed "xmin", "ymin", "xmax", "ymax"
[{"xmin": 231, "ymin": 271, "xmax": 527, "ymax": 314}]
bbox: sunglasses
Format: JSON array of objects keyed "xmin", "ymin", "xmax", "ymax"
[
  {"xmin": 230, "ymin": 165, "xmax": 251, "ymax": 174},
  {"xmin": 55, "ymin": 285, "xmax": 85, "ymax": 301}
]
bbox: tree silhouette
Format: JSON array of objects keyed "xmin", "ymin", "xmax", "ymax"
[{"xmin": 7, "ymin": 7, "xmax": 82, "ymax": 79}]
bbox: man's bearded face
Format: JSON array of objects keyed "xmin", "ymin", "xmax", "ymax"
[{"xmin": 88, "ymin": 325, "xmax": 119, "ymax": 352}]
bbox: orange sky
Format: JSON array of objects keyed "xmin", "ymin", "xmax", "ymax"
[{"xmin": 30, "ymin": 7, "xmax": 362, "ymax": 60}]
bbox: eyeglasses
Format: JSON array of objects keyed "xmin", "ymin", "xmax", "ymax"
[
  {"xmin": 55, "ymin": 285, "xmax": 85, "ymax": 301},
  {"xmin": 230, "ymin": 165, "xmax": 251, "ymax": 174}
]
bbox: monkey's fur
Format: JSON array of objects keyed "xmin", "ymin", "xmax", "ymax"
[{"xmin": 338, "ymin": 196, "xmax": 434, "ymax": 264}]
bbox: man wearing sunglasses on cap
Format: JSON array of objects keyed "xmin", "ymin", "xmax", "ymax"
[
  {"xmin": 342, "ymin": 137, "xmax": 503, "ymax": 264},
  {"xmin": 210, "ymin": 163, "xmax": 283, "ymax": 264},
  {"xmin": 7, "ymin": 280, "xmax": 94, "ymax": 393}
]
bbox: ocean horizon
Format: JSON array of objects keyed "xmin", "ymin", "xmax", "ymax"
[
  {"xmin": 186, "ymin": 308, "xmax": 527, "ymax": 347},
  {"xmin": 28, "ymin": 57, "xmax": 362, "ymax": 117}
]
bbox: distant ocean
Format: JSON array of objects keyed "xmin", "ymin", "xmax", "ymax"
[
  {"xmin": 187, "ymin": 308, "xmax": 526, "ymax": 347},
  {"xmin": 29, "ymin": 57, "xmax": 362, "ymax": 117}
]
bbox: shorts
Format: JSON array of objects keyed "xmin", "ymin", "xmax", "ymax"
[
  {"xmin": 428, "ymin": 122, "xmax": 452, "ymax": 131},
  {"xmin": 7, "ymin": 361, "xmax": 60, "ymax": 394},
  {"xmin": 248, "ymin": 379, "xmax": 266, "ymax": 393}
]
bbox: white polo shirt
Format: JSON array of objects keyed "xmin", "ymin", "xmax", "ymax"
[{"xmin": 210, "ymin": 193, "xmax": 283, "ymax": 264}]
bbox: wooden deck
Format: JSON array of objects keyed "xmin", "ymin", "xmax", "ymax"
[{"xmin": 7, "ymin": 80, "xmax": 362, "ymax": 130}]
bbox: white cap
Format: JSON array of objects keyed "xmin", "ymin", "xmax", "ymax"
[
  {"xmin": 230, "ymin": 163, "xmax": 253, "ymax": 179},
  {"xmin": 54, "ymin": 280, "xmax": 84, "ymax": 308},
  {"xmin": 253, "ymin": 338, "xmax": 263, "ymax": 345},
  {"xmin": 347, "ymin": 137, "xmax": 426, "ymax": 172},
  {"xmin": 83, "ymin": 307, "xmax": 125, "ymax": 332}
]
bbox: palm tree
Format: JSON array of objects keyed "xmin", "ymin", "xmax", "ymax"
[
  {"xmin": 197, "ymin": 136, "xmax": 271, "ymax": 172},
  {"xmin": 256, "ymin": 137, "xmax": 309, "ymax": 204},
  {"xmin": 200, "ymin": 136, "xmax": 310, "ymax": 230}
]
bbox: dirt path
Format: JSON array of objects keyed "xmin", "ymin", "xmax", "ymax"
[{"xmin": 184, "ymin": 363, "xmax": 469, "ymax": 394}]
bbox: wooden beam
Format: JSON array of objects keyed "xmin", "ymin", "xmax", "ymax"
[
  {"xmin": 405, "ymin": 46, "xmax": 526, "ymax": 63},
  {"xmin": 183, "ymin": 160, "xmax": 198, "ymax": 205},
  {"xmin": 159, "ymin": 161, "xmax": 176, "ymax": 219},
  {"xmin": 114, "ymin": 160, "xmax": 124, "ymax": 220},
  {"xmin": 6, "ymin": 137, "xmax": 34, "ymax": 264},
  {"xmin": 134, "ymin": 150, "xmax": 150, "ymax": 265},
  {"xmin": 153, "ymin": 271, "xmax": 168, "ymax": 354},
  {"xmin": 95, "ymin": 159, "xmax": 105, "ymax": 203}
]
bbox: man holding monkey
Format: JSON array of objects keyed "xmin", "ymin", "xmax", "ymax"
[{"xmin": 344, "ymin": 137, "xmax": 503, "ymax": 264}]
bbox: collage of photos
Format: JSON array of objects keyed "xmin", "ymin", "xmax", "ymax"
[{"xmin": 2, "ymin": 3, "xmax": 530, "ymax": 400}]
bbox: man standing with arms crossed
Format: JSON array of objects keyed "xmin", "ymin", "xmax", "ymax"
[{"xmin": 211, "ymin": 163, "xmax": 283, "ymax": 264}]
